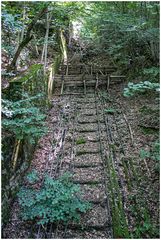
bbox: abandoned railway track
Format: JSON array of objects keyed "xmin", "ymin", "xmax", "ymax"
[
  {"xmin": 3, "ymin": 62, "xmax": 157, "ymax": 239},
  {"xmin": 32, "ymin": 91, "xmax": 114, "ymax": 238},
  {"xmin": 29, "ymin": 80, "xmax": 135, "ymax": 238}
]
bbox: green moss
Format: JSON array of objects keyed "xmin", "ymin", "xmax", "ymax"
[
  {"xmin": 106, "ymin": 138, "xmax": 158, "ymax": 238},
  {"xmin": 140, "ymin": 126, "xmax": 159, "ymax": 135},
  {"xmin": 76, "ymin": 138, "xmax": 86, "ymax": 145},
  {"xmin": 122, "ymin": 158, "xmax": 132, "ymax": 190},
  {"xmin": 11, "ymin": 64, "xmax": 42, "ymax": 83},
  {"xmin": 127, "ymin": 157, "xmax": 138, "ymax": 185},
  {"xmin": 109, "ymin": 143, "xmax": 116, "ymax": 150},
  {"xmin": 105, "ymin": 156, "xmax": 129, "ymax": 238},
  {"xmin": 112, "ymin": 205, "xmax": 129, "ymax": 238},
  {"xmin": 53, "ymin": 55, "xmax": 62, "ymax": 73}
]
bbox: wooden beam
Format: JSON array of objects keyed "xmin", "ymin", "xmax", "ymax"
[
  {"xmin": 95, "ymin": 73, "xmax": 99, "ymax": 90},
  {"xmin": 83, "ymin": 79, "xmax": 86, "ymax": 95},
  {"xmin": 54, "ymin": 93, "xmax": 82, "ymax": 96},
  {"xmin": 12, "ymin": 140, "xmax": 21, "ymax": 171},
  {"xmin": 107, "ymin": 75, "xmax": 110, "ymax": 90},
  {"xmin": 110, "ymin": 75, "xmax": 126, "ymax": 78},
  {"xmin": 61, "ymin": 75, "xmax": 64, "ymax": 95},
  {"xmin": 99, "ymin": 70, "xmax": 105, "ymax": 76},
  {"xmin": 91, "ymin": 65, "xmax": 93, "ymax": 75},
  {"xmin": 66, "ymin": 64, "xmax": 68, "ymax": 75}
]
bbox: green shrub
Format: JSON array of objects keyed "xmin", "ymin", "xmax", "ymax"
[
  {"xmin": 18, "ymin": 172, "xmax": 91, "ymax": 225},
  {"xmin": 140, "ymin": 149, "xmax": 150, "ymax": 159},
  {"xmin": 123, "ymin": 81, "xmax": 160, "ymax": 97},
  {"xmin": 2, "ymin": 94, "xmax": 47, "ymax": 143},
  {"xmin": 143, "ymin": 67, "xmax": 159, "ymax": 81},
  {"xmin": 133, "ymin": 208, "xmax": 158, "ymax": 238},
  {"xmin": 26, "ymin": 170, "xmax": 39, "ymax": 184}
]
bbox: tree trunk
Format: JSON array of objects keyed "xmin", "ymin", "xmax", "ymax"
[
  {"xmin": 20, "ymin": 3, "xmax": 26, "ymax": 42},
  {"xmin": 33, "ymin": 34, "xmax": 39, "ymax": 56},
  {"xmin": 8, "ymin": 35, "xmax": 33, "ymax": 71},
  {"xmin": 60, "ymin": 30, "xmax": 68, "ymax": 65},
  {"xmin": 41, "ymin": 44, "xmax": 45, "ymax": 63},
  {"xmin": 7, "ymin": 5, "xmax": 48, "ymax": 72},
  {"xmin": 43, "ymin": 11, "xmax": 52, "ymax": 71}
]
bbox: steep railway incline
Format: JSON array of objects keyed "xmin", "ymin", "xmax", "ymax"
[
  {"xmin": 3, "ymin": 61, "xmax": 149, "ymax": 239},
  {"xmin": 31, "ymin": 62, "xmax": 131, "ymax": 238}
]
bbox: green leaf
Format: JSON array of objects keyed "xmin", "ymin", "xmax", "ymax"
[
  {"xmin": 104, "ymin": 108, "xmax": 116, "ymax": 114},
  {"xmin": 18, "ymin": 172, "xmax": 92, "ymax": 225}
]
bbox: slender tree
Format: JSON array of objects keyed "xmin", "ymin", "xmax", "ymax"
[
  {"xmin": 41, "ymin": 9, "xmax": 52, "ymax": 71},
  {"xmin": 7, "ymin": 4, "xmax": 48, "ymax": 72}
]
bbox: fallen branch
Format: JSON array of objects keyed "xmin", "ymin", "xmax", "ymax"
[
  {"xmin": 12, "ymin": 139, "xmax": 21, "ymax": 171},
  {"xmin": 122, "ymin": 113, "xmax": 134, "ymax": 146}
]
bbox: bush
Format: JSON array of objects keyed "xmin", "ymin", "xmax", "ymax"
[
  {"xmin": 123, "ymin": 81, "xmax": 160, "ymax": 97},
  {"xmin": 2, "ymin": 94, "xmax": 47, "ymax": 143},
  {"xmin": 18, "ymin": 172, "xmax": 91, "ymax": 225},
  {"xmin": 143, "ymin": 67, "xmax": 159, "ymax": 82}
]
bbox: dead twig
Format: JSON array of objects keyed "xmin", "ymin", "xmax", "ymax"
[{"xmin": 122, "ymin": 112, "xmax": 134, "ymax": 146}]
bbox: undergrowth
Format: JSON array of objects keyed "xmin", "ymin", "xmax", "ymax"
[
  {"xmin": 2, "ymin": 94, "xmax": 47, "ymax": 143},
  {"xmin": 123, "ymin": 81, "xmax": 159, "ymax": 97},
  {"xmin": 18, "ymin": 171, "xmax": 91, "ymax": 225},
  {"xmin": 140, "ymin": 140, "xmax": 160, "ymax": 172}
]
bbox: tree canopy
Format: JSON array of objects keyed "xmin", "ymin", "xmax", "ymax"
[{"xmin": 2, "ymin": 1, "xmax": 159, "ymax": 81}]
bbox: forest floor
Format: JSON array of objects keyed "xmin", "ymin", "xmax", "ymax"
[{"xmin": 3, "ymin": 76, "xmax": 159, "ymax": 239}]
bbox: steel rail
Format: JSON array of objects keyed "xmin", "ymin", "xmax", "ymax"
[
  {"xmin": 94, "ymin": 91, "xmax": 113, "ymax": 238},
  {"xmin": 97, "ymin": 91, "xmax": 126, "ymax": 207}
]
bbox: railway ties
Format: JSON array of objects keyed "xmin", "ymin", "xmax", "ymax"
[
  {"xmin": 33, "ymin": 62, "xmax": 127, "ymax": 238},
  {"xmin": 68, "ymin": 93, "xmax": 113, "ymax": 238},
  {"xmin": 32, "ymin": 91, "xmax": 113, "ymax": 239},
  {"xmin": 36, "ymin": 91, "xmax": 136, "ymax": 239}
]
